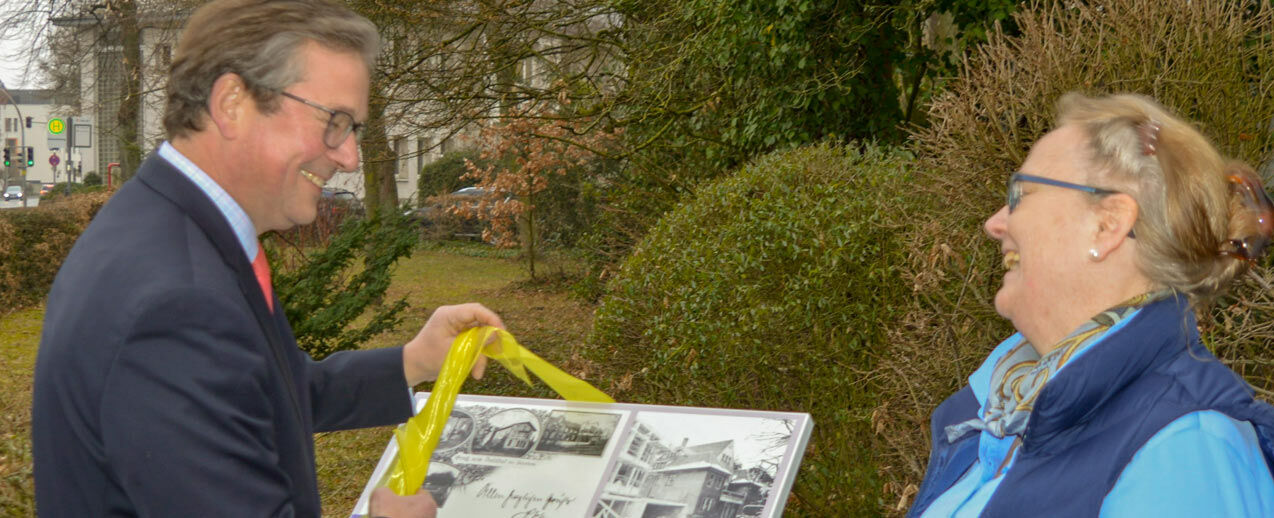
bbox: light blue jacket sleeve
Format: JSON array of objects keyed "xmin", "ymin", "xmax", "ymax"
[{"xmin": 1101, "ymin": 410, "xmax": 1274, "ymax": 517}]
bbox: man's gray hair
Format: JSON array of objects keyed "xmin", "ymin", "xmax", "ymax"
[{"xmin": 162, "ymin": 0, "xmax": 379, "ymax": 140}]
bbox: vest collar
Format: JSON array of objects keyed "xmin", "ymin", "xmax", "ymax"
[{"xmin": 1023, "ymin": 294, "xmax": 1194, "ymax": 450}]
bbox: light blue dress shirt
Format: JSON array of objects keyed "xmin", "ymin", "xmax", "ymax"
[{"xmin": 157, "ymin": 142, "xmax": 258, "ymax": 261}]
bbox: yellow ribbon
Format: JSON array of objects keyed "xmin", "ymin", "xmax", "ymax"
[{"xmin": 384, "ymin": 326, "xmax": 614, "ymax": 495}]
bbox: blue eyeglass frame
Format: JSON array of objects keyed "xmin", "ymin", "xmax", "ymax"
[{"xmin": 1008, "ymin": 172, "xmax": 1136, "ymax": 238}]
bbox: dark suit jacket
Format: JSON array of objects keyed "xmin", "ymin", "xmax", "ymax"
[{"xmin": 32, "ymin": 154, "xmax": 414, "ymax": 516}]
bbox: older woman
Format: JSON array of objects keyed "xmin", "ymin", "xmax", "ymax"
[{"xmin": 908, "ymin": 93, "xmax": 1274, "ymax": 517}]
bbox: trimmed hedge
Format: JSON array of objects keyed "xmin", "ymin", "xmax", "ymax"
[
  {"xmin": 589, "ymin": 143, "xmax": 918, "ymax": 516},
  {"xmin": 0, "ymin": 192, "xmax": 112, "ymax": 312}
]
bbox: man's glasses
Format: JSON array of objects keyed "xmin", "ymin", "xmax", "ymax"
[
  {"xmin": 278, "ymin": 91, "xmax": 362, "ymax": 149},
  {"xmin": 1007, "ymin": 172, "xmax": 1136, "ymax": 238}
]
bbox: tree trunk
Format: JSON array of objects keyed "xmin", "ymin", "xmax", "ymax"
[
  {"xmin": 360, "ymin": 79, "xmax": 398, "ymax": 217},
  {"xmin": 521, "ymin": 189, "xmax": 535, "ymax": 280},
  {"xmin": 114, "ymin": 0, "xmax": 143, "ymax": 181}
]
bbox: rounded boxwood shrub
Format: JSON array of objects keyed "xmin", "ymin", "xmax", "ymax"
[{"xmin": 588, "ymin": 142, "xmax": 918, "ymax": 516}]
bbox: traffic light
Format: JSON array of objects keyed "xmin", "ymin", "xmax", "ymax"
[
  {"xmin": 3, "ymin": 148, "xmax": 9, "ymax": 167},
  {"xmin": 25, "ymin": 147, "xmax": 33, "ymax": 167},
  {"xmin": 25, "ymin": 117, "xmax": 31, "ymax": 129}
]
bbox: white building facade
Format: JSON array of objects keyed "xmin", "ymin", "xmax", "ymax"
[
  {"xmin": 0, "ymin": 88, "xmax": 101, "ymax": 190},
  {"xmin": 52, "ymin": 9, "xmax": 469, "ymax": 205}
]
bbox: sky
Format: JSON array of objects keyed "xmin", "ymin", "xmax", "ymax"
[
  {"xmin": 1, "ymin": 6, "xmax": 46, "ymax": 90},
  {"xmin": 635, "ymin": 410, "xmax": 800, "ymax": 472}
]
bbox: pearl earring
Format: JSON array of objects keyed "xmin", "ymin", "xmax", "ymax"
[{"xmin": 1089, "ymin": 248, "xmax": 1100, "ymax": 260}]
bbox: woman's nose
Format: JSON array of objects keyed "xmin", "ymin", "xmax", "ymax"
[{"xmin": 984, "ymin": 205, "xmax": 1009, "ymax": 240}]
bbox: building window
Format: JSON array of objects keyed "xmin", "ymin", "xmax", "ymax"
[
  {"xmin": 626, "ymin": 435, "xmax": 646, "ymax": 457},
  {"xmin": 594, "ymin": 499, "xmax": 628, "ymax": 518},
  {"xmin": 395, "ymin": 137, "xmax": 407, "ymax": 179},
  {"xmin": 416, "ymin": 137, "xmax": 428, "ymax": 176},
  {"xmin": 610, "ymin": 462, "xmax": 646, "ymax": 488},
  {"xmin": 157, "ymin": 44, "xmax": 172, "ymax": 68},
  {"xmin": 700, "ymin": 497, "xmax": 714, "ymax": 512},
  {"xmin": 97, "ymin": 49, "xmax": 125, "ymax": 175},
  {"xmin": 642, "ymin": 443, "xmax": 661, "ymax": 464}
]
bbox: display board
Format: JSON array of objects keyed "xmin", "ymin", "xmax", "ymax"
[{"xmin": 351, "ymin": 392, "xmax": 813, "ymax": 518}]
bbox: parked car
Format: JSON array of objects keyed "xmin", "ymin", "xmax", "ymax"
[
  {"xmin": 319, "ymin": 188, "xmax": 364, "ymax": 218},
  {"xmin": 406, "ymin": 186, "xmax": 492, "ymax": 240},
  {"xmin": 39, "ymin": 183, "xmax": 55, "ymax": 196},
  {"xmin": 3, "ymin": 185, "xmax": 23, "ymax": 201}
]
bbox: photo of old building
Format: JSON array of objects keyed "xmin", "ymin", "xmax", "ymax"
[
  {"xmin": 538, "ymin": 410, "xmax": 621, "ymax": 456},
  {"xmin": 592, "ymin": 413, "xmax": 790, "ymax": 518},
  {"xmin": 471, "ymin": 408, "xmax": 541, "ymax": 457},
  {"xmin": 436, "ymin": 410, "xmax": 474, "ymax": 451}
]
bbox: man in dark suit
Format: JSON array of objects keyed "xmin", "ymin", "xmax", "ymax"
[{"xmin": 30, "ymin": 0, "xmax": 496, "ymax": 516}]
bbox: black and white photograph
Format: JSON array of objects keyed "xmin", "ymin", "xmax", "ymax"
[
  {"xmin": 351, "ymin": 394, "xmax": 806, "ymax": 518},
  {"xmin": 436, "ymin": 409, "xmax": 474, "ymax": 452},
  {"xmin": 592, "ymin": 412, "xmax": 797, "ymax": 518},
  {"xmin": 421, "ymin": 462, "xmax": 460, "ymax": 507},
  {"xmin": 536, "ymin": 410, "xmax": 622, "ymax": 456},
  {"xmin": 470, "ymin": 407, "xmax": 542, "ymax": 458}
]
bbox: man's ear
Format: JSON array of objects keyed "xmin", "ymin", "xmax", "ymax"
[
  {"xmin": 207, "ymin": 73, "xmax": 250, "ymax": 140},
  {"xmin": 1093, "ymin": 192, "xmax": 1139, "ymax": 256}
]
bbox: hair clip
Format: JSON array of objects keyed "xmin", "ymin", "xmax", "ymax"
[
  {"xmin": 1219, "ymin": 169, "xmax": 1274, "ymax": 263},
  {"xmin": 1138, "ymin": 120, "xmax": 1161, "ymax": 157}
]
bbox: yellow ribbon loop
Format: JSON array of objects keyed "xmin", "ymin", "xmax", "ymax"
[{"xmin": 385, "ymin": 326, "xmax": 613, "ymax": 495}]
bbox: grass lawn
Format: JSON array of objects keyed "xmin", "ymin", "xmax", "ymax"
[
  {"xmin": 0, "ymin": 241, "xmax": 600, "ymax": 517},
  {"xmin": 0, "ymin": 307, "xmax": 41, "ymax": 515}
]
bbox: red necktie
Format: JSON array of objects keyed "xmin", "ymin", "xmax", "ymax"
[{"xmin": 251, "ymin": 244, "xmax": 274, "ymax": 313}]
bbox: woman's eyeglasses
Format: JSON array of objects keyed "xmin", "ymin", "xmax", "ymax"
[
  {"xmin": 1007, "ymin": 172, "xmax": 1124, "ymax": 213},
  {"xmin": 1007, "ymin": 172, "xmax": 1135, "ymax": 238}
]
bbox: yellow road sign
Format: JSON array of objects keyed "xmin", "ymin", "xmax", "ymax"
[{"xmin": 49, "ymin": 118, "xmax": 65, "ymax": 135}]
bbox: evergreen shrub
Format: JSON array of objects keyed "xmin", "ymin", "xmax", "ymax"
[
  {"xmin": 878, "ymin": 0, "xmax": 1274, "ymax": 513},
  {"xmin": 589, "ymin": 143, "xmax": 918, "ymax": 517},
  {"xmin": 268, "ymin": 211, "xmax": 418, "ymax": 360}
]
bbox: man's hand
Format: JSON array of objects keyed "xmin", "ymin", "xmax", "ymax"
[
  {"xmin": 403, "ymin": 303, "xmax": 504, "ymax": 386},
  {"xmin": 369, "ymin": 487, "xmax": 437, "ymax": 518}
]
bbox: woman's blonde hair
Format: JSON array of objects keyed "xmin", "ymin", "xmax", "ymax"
[{"xmin": 1057, "ymin": 92, "xmax": 1267, "ymax": 304}]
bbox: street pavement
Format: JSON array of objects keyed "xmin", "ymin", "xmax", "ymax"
[{"xmin": 0, "ymin": 197, "xmax": 41, "ymax": 209}]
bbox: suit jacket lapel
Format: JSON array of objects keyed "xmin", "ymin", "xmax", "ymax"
[{"xmin": 135, "ymin": 154, "xmax": 306, "ymax": 426}]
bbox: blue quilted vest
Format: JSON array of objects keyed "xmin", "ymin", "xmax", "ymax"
[{"xmin": 908, "ymin": 295, "xmax": 1274, "ymax": 517}]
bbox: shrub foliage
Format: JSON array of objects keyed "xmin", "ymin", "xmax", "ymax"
[
  {"xmin": 589, "ymin": 143, "xmax": 917, "ymax": 516},
  {"xmin": 417, "ymin": 150, "xmax": 483, "ymax": 203},
  {"xmin": 269, "ymin": 212, "xmax": 418, "ymax": 360},
  {"xmin": 879, "ymin": 0, "xmax": 1274, "ymax": 513},
  {"xmin": 0, "ymin": 191, "xmax": 110, "ymax": 312}
]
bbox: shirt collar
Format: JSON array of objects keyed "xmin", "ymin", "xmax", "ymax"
[{"xmin": 157, "ymin": 141, "xmax": 258, "ymax": 261}]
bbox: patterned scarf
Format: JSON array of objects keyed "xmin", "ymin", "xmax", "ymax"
[{"xmin": 945, "ymin": 291, "xmax": 1170, "ymax": 442}]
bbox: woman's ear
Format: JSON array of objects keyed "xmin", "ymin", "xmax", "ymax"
[
  {"xmin": 207, "ymin": 73, "xmax": 249, "ymax": 139},
  {"xmin": 1093, "ymin": 192, "xmax": 1139, "ymax": 256}
]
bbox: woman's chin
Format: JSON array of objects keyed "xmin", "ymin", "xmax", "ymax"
[{"xmin": 993, "ymin": 290, "xmax": 1014, "ymax": 321}]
